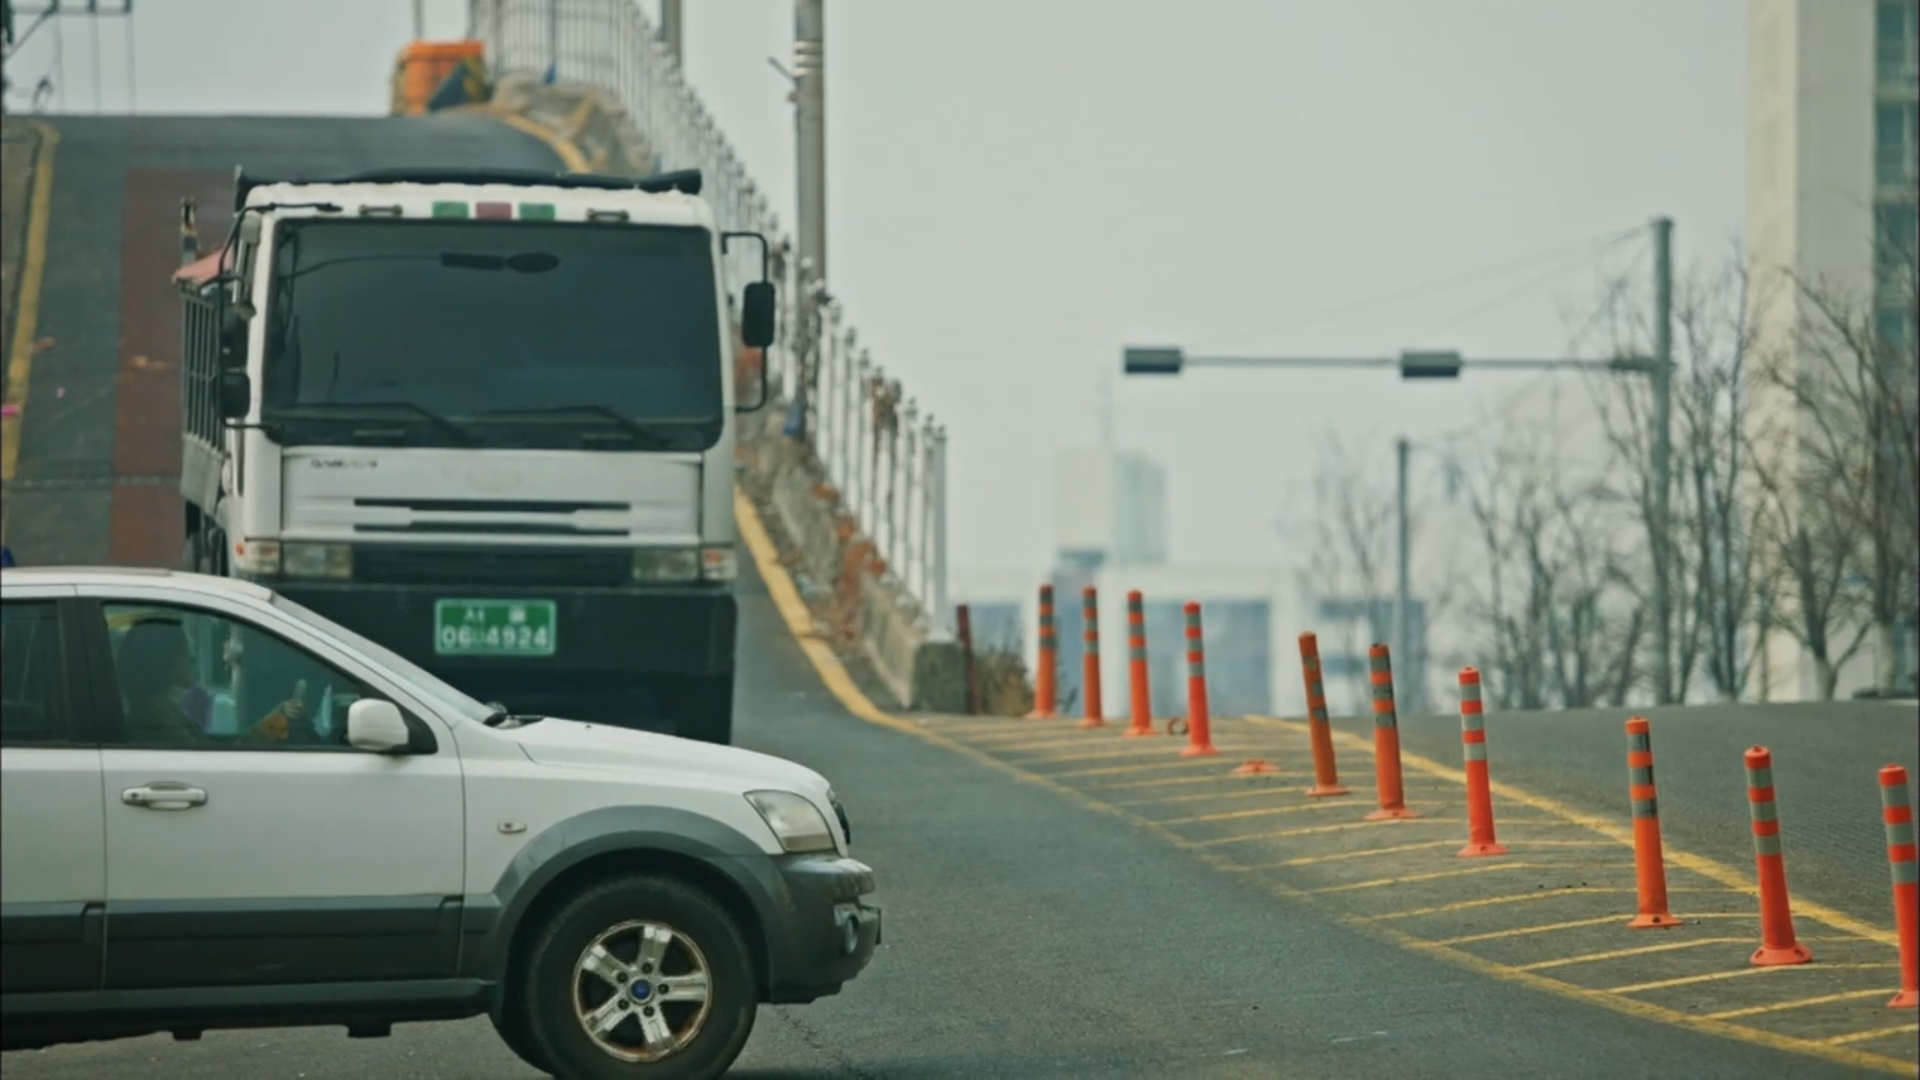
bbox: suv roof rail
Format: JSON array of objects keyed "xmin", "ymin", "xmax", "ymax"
[{"xmin": 232, "ymin": 167, "xmax": 704, "ymax": 210}]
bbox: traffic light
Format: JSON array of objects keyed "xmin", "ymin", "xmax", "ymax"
[
  {"xmin": 1398, "ymin": 349, "xmax": 1464, "ymax": 380},
  {"xmin": 1122, "ymin": 346, "xmax": 1184, "ymax": 376}
]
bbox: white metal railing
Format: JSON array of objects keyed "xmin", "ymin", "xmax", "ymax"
[{"xmin": 468, "ymin": 0, "xmax": 949, "ymax": 633}]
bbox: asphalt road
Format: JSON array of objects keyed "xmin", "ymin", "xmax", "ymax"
[{"xmin": 2, "ymin": 111, "xmax": 1907, "ymax": 1078}]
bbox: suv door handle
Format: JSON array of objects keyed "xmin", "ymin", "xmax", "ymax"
[{"xmin": 122, "ymin": 782, "xmax": 209, "ymax": 810}]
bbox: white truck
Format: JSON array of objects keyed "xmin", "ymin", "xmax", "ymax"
[{"xmin": 174, "ymin": 167, "xmax": 775, "ymax": 745}]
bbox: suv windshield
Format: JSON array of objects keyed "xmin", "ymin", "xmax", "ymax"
[
  {"xmin": 269, "ymin": 592, "xmax": 493, "ymax": 723},
  {"xmin": 260, "ymin": 218, "xmax": 724, "ymax": 452}
]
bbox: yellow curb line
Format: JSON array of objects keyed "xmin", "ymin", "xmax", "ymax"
[{"xmin": 3, "ymin": 118, "xmax": 61, "ymax": 534}]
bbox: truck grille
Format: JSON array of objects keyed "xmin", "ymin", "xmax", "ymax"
[{"xmin": 353, "ymin": 545, "xmax": 629, "ymax": 588}]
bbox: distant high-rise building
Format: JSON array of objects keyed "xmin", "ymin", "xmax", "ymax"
[{"xmin": 1746, "ymin": 0, "xmax": 1918, "ymax": 699}]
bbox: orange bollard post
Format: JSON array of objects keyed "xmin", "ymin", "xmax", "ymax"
[
  {"xmin": 1362, "ymin": 644, "xmax": 1419, "ymax": 821},
  {"xmin": 1026, "ymin": 584, "xmax": 1058, "ymax": 720},
  {"xmin": 1179, "ymin": 602, "xmax": 1217, "ymax": 756},
  {"xmin": 1880, "ymin": 764, "xmax": 1918, "ymax": 1009},
  {"xmin": 1456, "ymin": 668, "xmax": 1506, "ymax": 857},
  {"xmin": 1299, "ymin": 632, "xmax": 1350, "ymax": 798},
  {"xmin": 1078, "ymin": 586, "xmax": 1106, "ymax": 729},
  {"xmin": 1123, "ymin": 591, "xmax": 1157, "ymax": 737},
  {"xmin": 1624, "ymin": 717, "xmax": 1681, "ymax": 929},
  {"xmin": 1746, "ymin": 746, "xmax": 1811, "ymax": 966}
]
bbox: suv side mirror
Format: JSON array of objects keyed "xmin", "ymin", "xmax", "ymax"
[
  {"xmin": 218, "ymin": 369, "xmax": 252, "ymax": 420},
  {"xmin": 742, "ymin": 281, "xmax": 776, "ymax": 349},
  {"xmin": 346, "ymin": 699, "xmax": 411, "ymax": 753}
]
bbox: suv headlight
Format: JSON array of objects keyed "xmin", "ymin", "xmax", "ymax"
[
  {"xmin": 281, "ymin": 542, "xmax": 352, "ymax": 580},
  {"xmin": 744, "ymin": 790, "xmax": 837, "ymax": 854}
]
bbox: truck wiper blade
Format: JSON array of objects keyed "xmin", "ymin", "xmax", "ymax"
[
  {"xmin": 273, "ymin": 401, "xmax": 475, "ymax": 444},
  {"xmin": 472, "ymin": 405, "xmax": 709, "ymax": 448}
]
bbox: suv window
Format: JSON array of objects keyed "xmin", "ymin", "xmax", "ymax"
[
  {"xmin": 99, "ymin": 602, "xmax": 375, "ymax": 751},
  {"xmin": 1, "ymin": 601, "xmax": 73, "ymax": 746}
]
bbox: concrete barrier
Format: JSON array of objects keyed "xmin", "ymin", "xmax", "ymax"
[{"xmin": 481, "ymin": 76, "xmax": 964, "ymax": 713}]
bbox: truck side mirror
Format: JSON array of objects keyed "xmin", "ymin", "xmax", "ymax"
[
  {"xmin": 218, "ymin": 370, "xmax": 252, "ymax": 420},
  {"xmin": 742, "ymin": 281, "xmax": 776, "ymax": 349}
]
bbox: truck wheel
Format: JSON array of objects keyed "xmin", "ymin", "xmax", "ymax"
[{"xmin": 518, "ymin": 874, "xmax": 757, "ymax": 1080}]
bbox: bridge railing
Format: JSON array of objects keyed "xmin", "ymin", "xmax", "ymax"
[{"xmin": 469, "ymin": 0, "xmax": 949, "ymax": 633}]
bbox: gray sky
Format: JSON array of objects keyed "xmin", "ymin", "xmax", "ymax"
[{"xmin": 5, "ymin": 0, "xmax": 1747, "ymax": 575}]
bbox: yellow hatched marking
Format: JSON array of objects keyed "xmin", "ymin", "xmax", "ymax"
[
  {"xmin": 1161, "ymin": 800, "xmax": 1348, "ymax": 825},
  {"xmin": 1009, "ymin": 744, "xmax": 1222, "ymax": 766},
  {"xmin": 1513, "ymin": 938, "xmax": 1744, "ymax": 972},
  {"xmin": 1609, "ymin": 963, "xmax": 1900, "ymax": 994},
  {"xmin": 1200, "ymin": 817, "xmax": 1458, "ymax": 849},
  {"xmin": 1262, "ymin": 839, "xmax": 1458, "ymax": 868},
  {"xmin": 1366, "ymin": 888, "xmax": 1633, "ymax": 921},
  {"xmin": 1050, "ymin": 759, "xmax": 1230, "ymax": 780},
  {"xmin": 1315, "ymin": 862, "xmax": 1551, "ymax": 894},
  {"xmin": 1825, "ymin": 1024, "xmax": 1920, "ymax": 1047},
  {"xmin": 1703, "ymin": 989, "xmax": 1892, "ymax": 1021},
  {"xmin": 1436, "ymin": 911, "xmax": 1757, "ymax": 948},
  {"xmin": 1083, "ymin": 772, "xmax": 1287, "ymax": 793},
  {"xmin": 1112, "ymin": 783, "xmax": 1316, "ymax": 808}
]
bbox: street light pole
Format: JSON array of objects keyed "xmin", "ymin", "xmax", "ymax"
[
  {"xmin": 1394, "ymin": 436, "xmax": 1415, "ymax": 713},
  {"xmin": 1650, "ymin": 216, "xmax": 1675, "ymax": 705}
]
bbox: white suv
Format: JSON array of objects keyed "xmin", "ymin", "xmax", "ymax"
[{"xmin": 0, "ymin": 566, "xmax": 880, "ymax": 1079}]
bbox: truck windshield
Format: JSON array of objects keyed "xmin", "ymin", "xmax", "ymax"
[{"xmin": 260, "ymin": 218, "xmax": 725, "ymax": 452}]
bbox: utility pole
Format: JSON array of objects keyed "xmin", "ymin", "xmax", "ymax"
[
  {"xmin": 1650, "ymin": 216, "xmax": 1674, "ymax": 705},
  {"xmin": 1393, "ymin": 436, "xmax": 1415, "ymax": 714},
  {"xmin": 658, "ymin": 0, "xmax": 683, "ymax": 65},
  {"xmin": 789, "ymin": 0, "xmax": 826, "ymax": 439},
  {"xmin": 793, "ymin": 0, "xmax": 826, "ymax": 284},
  {"xmin": 412, "ymin": 0, "xmax": 424, "ymax": 39}
]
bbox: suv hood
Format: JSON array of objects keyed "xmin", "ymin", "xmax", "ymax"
[{"xmin": 504, "ymin": 718, "xmax": 833, "ymax": 801}]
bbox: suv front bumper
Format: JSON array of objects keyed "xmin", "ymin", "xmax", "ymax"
[{"xmin": 762, "ymin": 855, "xmax": 881, "ymax": 1004}]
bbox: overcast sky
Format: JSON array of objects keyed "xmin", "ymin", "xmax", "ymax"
[{"xmin": 4, "ymin": 0, "xmax": 1747, "ymax": 576}]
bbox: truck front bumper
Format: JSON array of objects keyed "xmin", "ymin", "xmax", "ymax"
[{"xmin": 274, "ymin": 579, "xmax": 736, "ymax": 708}]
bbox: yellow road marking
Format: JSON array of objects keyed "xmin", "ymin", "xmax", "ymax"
[
  {"xmin": 1112, "ymin": 783, "xmax": 1317, "ymax": 808},
  {"xmin": 1514, "ymin": 938, "xmax": 1746, "ymax": 972},
  {"xmin": 728, "ymin": 486, "xmax": 1912, "ymax": 1074},
  {"xmin": 1048, "ymin": 758, "xmax": 1231, "ymax": 780},
  {"xmin": 1367, "ymin": 888, "xmax": 1634, "ymax": 920},
  {"xmin": 2, "ymin": 118, "xmax": 61, "ymax": 512},
  {"xmin": 1263, "ymin": 839, "xmax": 1459, "ymax": 867},
  {"xmin": 1316, "ymin": 862, "xmax": 1552, "ymax": 894},
  {"xmin": 1437, "ymin": 911, "xmax": 1759, "ymax": 947},
  {"xmin": 1084, "ymin": 772, "xmax": 1292, "ymax": 793},
  {"xmin": 1249, "ymin": 715, "xmax": 1899, "ymax": 947},
  {"xmin": 1609, "ymin": 963, "xmax": 1899, "ymax": 994},
  {"xmin": 1516, "ymin": 839, "xmax": 1628, "ymax": 848},
  {"xmin": 1200, "ymin": 817, "xmax": 1462, "ymax": 849},
  {"xmin": 1703, "ymin": 989, "xmax": 1893, "ymax": 1021},
  {"xmin": 1826, "ymin": 1024, "xmax": 1920, "ymax": 1047},
  {"xmin": 1008, "ymin": 743, "xmax": 1214, "ymax": 766},
  {"xmin": 1160, "ymin": 799, "xmax": 1349, "ymax": 825}
]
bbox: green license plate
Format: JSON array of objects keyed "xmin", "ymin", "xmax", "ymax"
[{"xmin": 434, "ymin": 599, "xmax": 558, "ymax": 657}]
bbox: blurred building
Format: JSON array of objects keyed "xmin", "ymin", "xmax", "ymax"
[
  {"xmin": 1746, "ymin": 0, "xmax": 1918, "ymax": 700},
  {"xmin": 953, "ymin": 444, "xmax": 1427, "ymax": 721}
]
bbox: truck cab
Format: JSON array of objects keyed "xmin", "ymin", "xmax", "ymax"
[{"xmin": 175, "ymin": 167, "xmax": 776, "ymax": 744}]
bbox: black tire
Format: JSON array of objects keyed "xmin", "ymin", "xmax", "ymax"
[
  {"xmin": 519, "ymin": 874, "xmax": 757, "ymax": 1080},
  {"xmin": 491, "ymin": 1004, "xmax": 555, "ymax": 1076}
]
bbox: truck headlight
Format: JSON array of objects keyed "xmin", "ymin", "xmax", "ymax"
[
  {"xmin": 633, "ymin": 547, "xmax": 700, "ymax": 583},
  {"xmin": 744, "ymin": 790, "xmax": 837, "ymax": 854},
  {"xmin": 282, "ymin": 542, "xmax": 353, "ymax": 580}
]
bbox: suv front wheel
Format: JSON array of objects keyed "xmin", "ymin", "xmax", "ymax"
[{"xmin": 517, "ymin": 873, "xmax": 758, "ymax": 1079}]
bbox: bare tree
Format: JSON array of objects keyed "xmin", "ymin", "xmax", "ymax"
[
  {"xmin": 1580, "ymin": 248, "xmax": 1775, "ymax": 702},
  {"xmin": 1749, "ymin": 230, "xmax": 1919, "ymax": 698},
  {"xmin": 1451, "ymin": 423, "xmax": 1643, "ymax": 711},
  {"xmin": 1297, "ymin": 430, "xmax": 1395, "ymax": 710}
]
